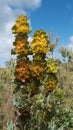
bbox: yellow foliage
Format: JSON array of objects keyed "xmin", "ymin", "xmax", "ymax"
[
  {"xmin": 12, "ymin": 33, "xmax": 29, "ymax": 55},
  {"xmin": 45, "ymin": 75, "xmax": 57, "ymax": 91},
  {"xmin": 31, "ymin": 64, "xmax": 44, "ymax": 80},
  {"xmin": 12, "ymin": 14, "xmax": 31, "ymax": 34},
  {"xmin": 31, "ymin": 29, "xmax": 50, "ymax": 53},
  {"xmin": 47, "ymin": 58, "xmax": 58, "ymax": 73}
]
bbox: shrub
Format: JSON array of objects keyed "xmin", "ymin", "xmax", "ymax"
[{"xmin": 11, "ymin": 14, "xmax": 73, "ymax": 130}]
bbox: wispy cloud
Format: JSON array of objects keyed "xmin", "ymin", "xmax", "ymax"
[
  {"xmin": 7, "ymin": 0, "xmax": 42, "ymax": 9},
  {"xmin": 67, "ymin": 36, "xmax": 73, "ymax": 50},
  {"xmin": 0, "ymin": 0, "xmax": 42, "ymax": 66}
]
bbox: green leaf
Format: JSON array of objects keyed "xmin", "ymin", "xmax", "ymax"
[{"xmin": 13, "ymin": 85, "xmax": 20, "ymax": 94}]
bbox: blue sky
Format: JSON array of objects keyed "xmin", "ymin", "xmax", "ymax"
[{"xmin": 0, "ymin": 0, "xmax": 73, "ymax": 66}]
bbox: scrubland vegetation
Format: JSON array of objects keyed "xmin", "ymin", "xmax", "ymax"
[{"xmin": 0, "ymin": 14, "xmax": 73, "ymax": 130}]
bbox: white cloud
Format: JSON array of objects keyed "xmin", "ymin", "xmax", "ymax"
[
  {"xmin": 0, "ymin": 0, "xmax": 42, "ymax": 9},
  {"xmin": 69, "ymin": 36, "xmax": 73, "ymax": 42},
  {"xmin": 67, "ymin": 36, "xmax": 73, "ymax": 50},
  {"xmin": 0, "ymin": 0, "xmax": 42, "ymax": 66},
  {"xmin": 6, "ymin": 0, "xmax": 42, "ymax": 9}
]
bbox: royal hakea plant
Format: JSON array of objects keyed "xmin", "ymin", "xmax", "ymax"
[{"xmin": 11, "ymin": 14, "xmax": 73, "ymax": 130}]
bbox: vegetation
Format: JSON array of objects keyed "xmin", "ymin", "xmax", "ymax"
[
  {"xmin": 0, "ymin": 59, "xmax": 15, "ymax": 130},
  {"xmin": 0, "ymin": 14, "xmax": 73, "ymax": 130}
]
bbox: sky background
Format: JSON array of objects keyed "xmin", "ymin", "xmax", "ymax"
[{"xmin": 0, "ymin": 0, "xmax": 73, "ymax": 66}]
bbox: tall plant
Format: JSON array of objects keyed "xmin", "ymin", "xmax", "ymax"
[{"xmin": 11, "ymin": 14, "xmax": 73, "ymax": 130}]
